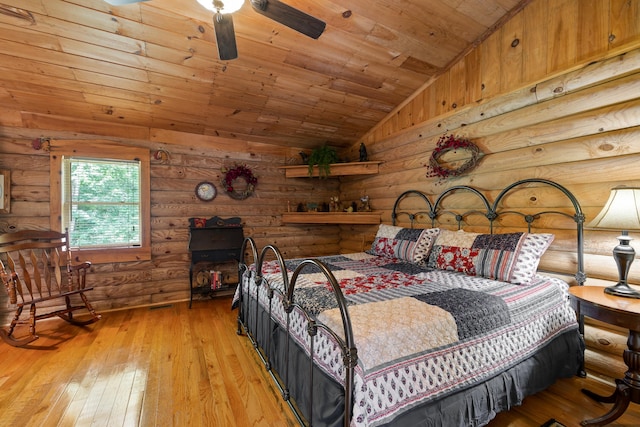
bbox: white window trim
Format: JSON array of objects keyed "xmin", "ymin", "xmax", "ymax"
[{"xmin": 50, "ymin": 140, "xmax": 151, "ymax": 264}]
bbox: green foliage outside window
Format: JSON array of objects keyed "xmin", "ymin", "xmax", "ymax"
[{"xmin": 66, "ymin": 159, "xmax": 141, "ymax": 248}]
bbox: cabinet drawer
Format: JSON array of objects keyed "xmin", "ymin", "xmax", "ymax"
[{"xmin": 192, "ymin": 249, "xmax": 241, "ymax": 263}]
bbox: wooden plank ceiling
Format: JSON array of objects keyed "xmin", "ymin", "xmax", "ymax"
[{"xmin": 0, "ymin": 0, "xmax": 527, "ymax": 150}]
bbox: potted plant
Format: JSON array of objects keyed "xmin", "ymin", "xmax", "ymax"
[{"xmin": 307, "ymin": 144, "xmax": 339, "ymax": 178}]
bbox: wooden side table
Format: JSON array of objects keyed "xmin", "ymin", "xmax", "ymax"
[{"xmin": 569, "ymin": 285, "xmax": 640, "ymax": 426}]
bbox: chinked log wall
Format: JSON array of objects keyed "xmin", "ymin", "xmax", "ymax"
[{"xmin": 339, "ymin": 0, "xmax": 640, "ymax": 383}]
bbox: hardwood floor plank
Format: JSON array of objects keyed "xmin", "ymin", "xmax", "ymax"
[
  {"xmin": 144, "ymin": 305, "xmax": 175, "ymax": 427},
  {"xmin": 115, "ymin": 308, "xmax": 148, "ymax": 427},
  {"xmin": 1, "ymin": 297, "xmax": 640, "ymax": 427}
]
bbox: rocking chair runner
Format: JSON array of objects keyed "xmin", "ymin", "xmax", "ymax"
[{"xmin": 0, "ymin": 229, "xmax": 101, "ymax": 347}]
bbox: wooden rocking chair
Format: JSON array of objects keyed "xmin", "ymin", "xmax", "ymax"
[{"xmin": 0, "ymin": 229, "xmax": 101, "ymax": 347}]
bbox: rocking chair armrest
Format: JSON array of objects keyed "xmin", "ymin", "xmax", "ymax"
[
  {"xmin": 69, "ymin": 261, "xmax": 92, "ymax": 272},
  {"xmin": 68, "ymin": 261, "xmax": 92, "ymax": 290}
]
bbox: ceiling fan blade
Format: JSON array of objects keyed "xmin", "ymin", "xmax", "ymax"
[
  {"xmin": 250, "ymin": 0, "xmax": 325, "ymax": 39},
  {"xmin": 103, "ymin": 0, "xmax": 149, "ymax": 5},
  {"xmin": 214, "ymin": 14, "xmax": 238, "ymax": 60}
]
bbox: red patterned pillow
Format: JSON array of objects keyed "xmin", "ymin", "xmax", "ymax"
[{"xmin": 432, "ymin": 246, "xmax": 479, "ymax": 275}]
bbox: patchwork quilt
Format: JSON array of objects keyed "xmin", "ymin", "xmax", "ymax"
[{"xmin": 238, "ymin": 251, "xmax": 578, "ymax": 427}]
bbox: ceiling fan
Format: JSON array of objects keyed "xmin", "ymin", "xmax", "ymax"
[{"xmin": 104, "ymin": 0, "xmax": 326, "ymax": 61}]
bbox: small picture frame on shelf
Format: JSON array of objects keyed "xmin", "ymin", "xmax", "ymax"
[{"xmin": 0, "ymin": 170, "xmax": 9, "ymax": 214}]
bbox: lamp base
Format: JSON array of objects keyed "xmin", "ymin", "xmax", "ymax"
[
  {"xmin": 605, "ymin": 232, "xmax": 640, "ymax": 298},
  {"xmin": 604, "ymin": 283, "xmax": 640, "ymax": 299}
]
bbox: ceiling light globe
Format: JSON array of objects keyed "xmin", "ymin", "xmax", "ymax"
[{"xmin": 196, "ymin": 0, "xmax": 245, "ymax": 14}]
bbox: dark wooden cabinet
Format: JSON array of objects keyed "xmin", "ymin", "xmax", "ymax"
[{"xmin": 188, "ymin": 216, "xmax": 244, "ymax": 308}]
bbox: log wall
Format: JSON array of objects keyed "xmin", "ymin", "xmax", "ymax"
[
  {"xmin": 339, "ymin": 0, "xmax": 640, "ymax": 381},
  {"xmin": 0, "ymin": 124, "xmax": 341, "ymax": 316}
]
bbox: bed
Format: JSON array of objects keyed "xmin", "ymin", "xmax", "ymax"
[{"xmin": 233, "ymin": 178, "xmax": 586, "ymax": 427}]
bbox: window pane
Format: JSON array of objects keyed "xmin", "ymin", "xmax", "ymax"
[
  {"xmin": 64, "ymin": 157, "xmax": 141, "ymax": 248},
  {"xmin": 71, "ymin": 204, "xmax": 140, "ymax": 247}
]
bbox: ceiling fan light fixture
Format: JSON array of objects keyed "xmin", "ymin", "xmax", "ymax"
[{"xmin": 197, "ymin": 0, "xmax": 244, "ymax": 14}]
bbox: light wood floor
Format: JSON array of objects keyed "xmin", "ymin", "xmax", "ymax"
[{"xmin": 1, "ymin": 297, "xmax": 640, "ymax": 427}]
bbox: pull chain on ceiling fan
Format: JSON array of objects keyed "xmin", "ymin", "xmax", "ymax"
[{"xmin": 105, "ymin": 0, "xmax": 326, "ymax": 61}]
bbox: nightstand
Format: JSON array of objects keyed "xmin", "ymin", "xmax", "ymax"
[{"xmin": 569, "ymin": 285, "xmax": 640, "ymax": 426}]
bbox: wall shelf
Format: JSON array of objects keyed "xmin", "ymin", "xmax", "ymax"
[
  {"xmin": 279, "ymin": 161, "xmax": 382, "ymax": 178},
  {"xmin": 282, "ymin": 212, "xmax": 381, "ymax": 225},
  {"xmin": 281, "ymin": 161, "xmax": 381, "ymax": 225}
]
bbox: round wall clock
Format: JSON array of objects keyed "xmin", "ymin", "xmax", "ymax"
[{"xmin": 195, "ymin": 181, "xmax": 217, "ymax": 201}]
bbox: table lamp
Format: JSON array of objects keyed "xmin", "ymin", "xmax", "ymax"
[{"xmin": 587, "ymin": 186, "xmax": 640, "ymax": 298}]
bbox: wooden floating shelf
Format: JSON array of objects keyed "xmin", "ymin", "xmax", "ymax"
[
  {"xmin": 279, "ymin": 161, "xmax": 382, "ymax": 178},
  {"xmin": 282, "ymin": 212, "xmax": 381, "ymax": 225}
]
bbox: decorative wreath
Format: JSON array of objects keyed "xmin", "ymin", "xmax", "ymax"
[
  {"xmin": 426, "ymin": 134, "xmax": 482, "ymax": 181},
  {"xmin": 221, "ymin": 164, "xmax": 257, "ymax": 200}
]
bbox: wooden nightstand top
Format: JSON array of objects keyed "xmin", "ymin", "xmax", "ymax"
[{"xmin": 569, "ymin": 285, "xmax": 640, "ymax": 331}]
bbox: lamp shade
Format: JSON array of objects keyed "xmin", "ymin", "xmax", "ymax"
[
  {"xmin": 587, "ymin": 186, "xmax": 640, "ymax": 231},
  {"xmin": 197, "ymin": 0, "xmax": 245, "ymax": 14}
]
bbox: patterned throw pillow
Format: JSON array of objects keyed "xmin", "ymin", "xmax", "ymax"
[
  {"xmin": 509, "ymin": 233, "xmax": 555, "ymax": 284},
  {"xmin": 427, "ymin": 229, "xmax": 481, "ymax": 274},
  {"xmin": 369, "ymin": 224, "xmax": 440, "ymax": 265},
  {"xmin": 428, "ymin": 229, "xmax": 554, "ymax": 284},
  {"xmin": 413, "ymin": 228, "xmax": 441, "ymax": 266}
]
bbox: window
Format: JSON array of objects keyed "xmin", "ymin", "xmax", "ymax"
[
  {"xmin": 50, "ymin": 140, "xmax": 151, "ymax": 263},
  {"xmin": 62, "ymin": 158, "xmax": 141, "ymax": 248}
]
